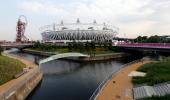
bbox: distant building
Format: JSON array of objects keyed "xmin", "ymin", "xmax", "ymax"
[{"xmin": 40, "ymin": 19, "xmax": 118, "ymax": 43}]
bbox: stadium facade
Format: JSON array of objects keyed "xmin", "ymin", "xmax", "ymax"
[{"xmin": 41, "ymin": 19, "xmax": 118, "ymax": 43}]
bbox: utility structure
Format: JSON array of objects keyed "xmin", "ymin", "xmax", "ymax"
[{"xmin": 16, "ymin": 15, "xmax": 29, "ymax": 42}]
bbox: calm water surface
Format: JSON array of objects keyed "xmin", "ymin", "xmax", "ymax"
[{"xmin": 11, "ymin": 51, "xmax": 143, "ymax": 100}]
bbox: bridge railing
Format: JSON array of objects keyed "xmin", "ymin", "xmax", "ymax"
[
  {"xmin": 0, "ymin": 43, "xmax": 33, "ymax": 48},
  {"xmin": 89, "ymin": 58, "xmax": 154, "ymax": 100},
  {"xmin": 115, "ymin": 43, "xmax": 170, "ymax": 48}
]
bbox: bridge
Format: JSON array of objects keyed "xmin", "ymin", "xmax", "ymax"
[
  {"xmin": 0, "ymin": 42, "xmax": 33, "ymax": 49},
  {"xmin": 114, "ymin": 43, "xmax": 170, "ymax": 52},
  {"xmin": 39, "ymin": 52, "xmax": 90, "ymax": 64}
]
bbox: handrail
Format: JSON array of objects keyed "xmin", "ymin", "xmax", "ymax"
[
  {"xmin": 89, "ymin": 58, "xmax": 154, "ymax": 100},
  {"xmin": 115, "ymin": 43, "xmax": 170, "ymax": 49}
]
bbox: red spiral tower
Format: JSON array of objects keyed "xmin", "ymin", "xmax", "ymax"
[{"xmin": 16, "ymin": 15, "xmax": 29, "ymax": 42}]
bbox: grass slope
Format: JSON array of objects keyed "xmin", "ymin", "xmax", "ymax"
[
  {"xmin": 0, "ymin": 56, "xmax": 26, "ymax": 85},
  {"xmin": 132, "ymin": 59, "xmax": 170, "ymax": 85}
]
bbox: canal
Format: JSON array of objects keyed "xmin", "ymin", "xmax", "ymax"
[{"xmin": 11, "ymin": 51, "xmax": 144, "ymax": 100}]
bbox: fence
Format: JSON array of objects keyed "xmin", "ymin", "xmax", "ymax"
[
  {"xmin": 116, "ymin": 43, "xmax": 170, "ymax": 48},
  {"xmin": 89, "ymin": 58, "xmax": 154, "ymax": 100}
]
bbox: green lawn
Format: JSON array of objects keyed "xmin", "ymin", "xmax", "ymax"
[
  {"xmin": 0, "ymin": 56, "xmax": 26, "ymax": 85},
  {"xmin": 132, "ymin": 58, "xmax": 170, "ymax": 85}
]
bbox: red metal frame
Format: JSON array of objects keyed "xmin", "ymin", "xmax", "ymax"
[{"xmin": 16, "ymin": 15, "xmax": 29, "ymax": 42}]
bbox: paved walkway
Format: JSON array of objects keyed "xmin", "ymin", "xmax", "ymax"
[
  {"xmin": 0, "ymin": 53, "xmax": 39, "ymax": 98},
  {"xmin": 96, "ymin": 61, "xmax": 152, "ymax": 100}
]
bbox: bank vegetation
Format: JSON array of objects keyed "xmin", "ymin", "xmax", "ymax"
[
  {"xmin": 29, "ymin": 41, "xmax": 117, "ymax": 56},
  {"xmin": 0, "ymin": 55, "xmax": 26, "ymax": 85}
]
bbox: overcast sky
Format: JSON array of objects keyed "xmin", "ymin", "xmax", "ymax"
[{"xmin": 0, "ymin": 0, "xmax": 170, "ymax": 41}]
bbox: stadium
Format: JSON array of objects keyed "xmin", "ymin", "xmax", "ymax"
[{"xmin": 40, "ymin": 19, "xmax": 118, "ymax": 43}]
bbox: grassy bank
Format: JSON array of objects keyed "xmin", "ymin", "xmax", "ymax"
[
  {"xmin": 132, "ymin": 58, "xmax": 170, "ymax": 86},
  {"xmin": 0, "ymin": 56, "xmax": 26, "ymax": 85}
]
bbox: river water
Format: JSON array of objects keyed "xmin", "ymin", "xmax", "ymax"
[{"xmin": 11, "ymin": 51, "xmax": 144, "ymax": 100}]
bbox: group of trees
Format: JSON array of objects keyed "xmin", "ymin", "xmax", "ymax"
[
  {"xmin": 134, "ymin": 35, "xmax": 170, "ymax": 43},
  {"xmin": 32, "ymin": 41, "xmax": 58, "ymax": 51},
  {"xmin": 68, "ymin": 41, "xmax": 96, "ymax": 55},
  {"xmin": 68, "ymin": 40, "xmax": 112, "ymax": 56},
  {"xmin": 32, "ymin": 40, "xmax": 113, "ymax": 56}
]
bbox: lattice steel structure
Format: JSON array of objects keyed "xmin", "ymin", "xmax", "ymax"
[
  {"xmin": 40, "ymin": 19, "xmax": 118, "ymax": 42},
  {"xmin": 16, "ymin": 15, "xmax": 29, "ymax": 42}
]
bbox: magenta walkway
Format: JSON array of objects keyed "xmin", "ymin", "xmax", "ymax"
[{"xmin": 115, "ymin": 43, "xmax": 170, "ymax": 49}]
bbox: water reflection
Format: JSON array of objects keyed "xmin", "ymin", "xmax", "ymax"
[
  {"xmin": 11, "ymin": 51, "xmax": 143, "ymax": 100},
  {"xmin": 40, "ymin": 60, "xmax": 81, "ymax": 75}
]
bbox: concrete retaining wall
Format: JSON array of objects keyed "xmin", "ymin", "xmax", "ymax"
[
  {"xmin": 81, "ymin": 53, "xmax": 125, "ymax": 61},
  {"xmin": 0, "ymin": 52, "xmax": 43, "ymax": 100},
  {"xmin": 0, "ymin": 70, "xmax": 42, "ymax": 100}
]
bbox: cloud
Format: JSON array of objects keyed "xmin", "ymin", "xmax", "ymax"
[
  {"xmin": 20, "ymin": 1, "xmax": 44, "ymax": 13},
  {"xmin": 18, "ymin": 0, "xmax": 170, "ymax": 38},
  {"xmin": 19, "ymin": 0, "xmax": 154, "ymax": 20}
]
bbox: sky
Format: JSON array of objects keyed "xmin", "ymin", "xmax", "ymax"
[{"xmin": 0, "ymin": 0, "xmax": 170, "ymax": 41}]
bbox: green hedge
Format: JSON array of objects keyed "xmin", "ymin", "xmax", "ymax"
[{"xmin": 0, "ymin": 56, "xmax": 26, "ymax": 85}]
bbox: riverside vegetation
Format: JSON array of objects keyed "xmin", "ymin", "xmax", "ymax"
[
  {"xmin": 132, "ymin": 58, "xmax": 170, "ymax": 85},
  {"xmin": 0, "ymin": 55, "xmax": 26, "ymax": 85},
  {"xmin": 29, "ymin": 41, "xmax": 119, "ymax": 56},
  {"xmin": 132, "ymin": 57, "xmax": 170, "ymax": 100}
]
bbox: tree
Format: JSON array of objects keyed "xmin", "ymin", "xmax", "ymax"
[
  {"xmin": 108, "ymin": 40, "xmax": 112, "ymax": 50},
  {"xmin": 78, "ymin": 42, "xmax": 84, "ymax": 53},
  {"xmin": 0, "ymin": 46, "xmax": 3, "ymax": 55},
  {"xmin": 85, "ymin": 41, "xmax": 90, "ymax": 54},
  {"xmin": 147, "ymin": 35, "xmax": 161, "ymax": 43},
  {"xmin": 68, "ymin": 42, "xmax": 72, "ymax": 52},
  {"xmin": 72, "ymin": 40, "xmax": 77, "ymax": 51},
  {"xmin": 134, "ymin": 36, "xmax": 148, "ymax": 43},
  {"xmin": 33, "ymin": 41, "xmax": 41, "ymax": 48},
  {"xmin": 103, "ymin": 40, "xmax": 108, "ymax": 48},
  {"xmin": 90, "ymin": 41, "xmax": 96, "ymax": 56}
]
